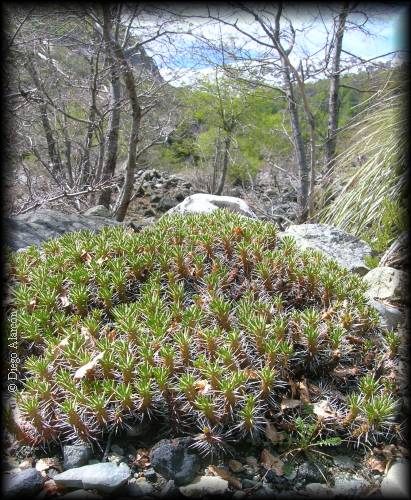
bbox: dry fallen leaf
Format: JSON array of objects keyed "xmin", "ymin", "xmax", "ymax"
[
  {"xmin": 73, "ymin": 352, "xmax": 103, "ymax": 380},
  {"xmin": 260, "ymin": 449, "xmax": 284, "ymax": 476},
  {"xmin": 209, "ymin": 465, "xmax": 242, "ymax": 489},
  {"xmin": 298, "ymin": 378, "xmax": 310, "ymax": 403},
  {"xmin": 35, "ymin": 458, "xmax": 62, "ymax": 472},
  {"xmin": 133, "ymin": 448, "xmax": 150, "ymax": 468},
  {"xmin": 59, "ymin": 291, "xmax": 70, "ymax": 308},
  {"xmin": 367, "ymin": 457, "xmax": 387, "ymax": 474},
  {"xmin": 281, "ymin": 398, "xmax": 302, "ymax": 411},
  {"xmin": 42, "ymin": 479, "xmax": 66, "ymax": 495},
  {"xmin": 313, "ymin": 400, "xmax": 337, "ymax": 420},
  {"xmin": 52, "ymin": 336, "xmax": 71, "ymax": 359},
  {"xmin": 332, "ymin": 367, "xmax": 359, "ymax": 378},
  {"xmin": 265, "ymin": 421, "xmax": 286, "ymax": 443},
  {"xmin": 195, "ymin": 379, "xmax": 212, "ymax": 394}
]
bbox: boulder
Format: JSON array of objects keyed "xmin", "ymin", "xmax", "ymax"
[
  {"xmin": 179, "ymin": 476, "xmax": 229, "ymax": 498},
  {"xmin": 381, "ymin": 461, "xmax": 409, "ymax": 498},
  {"xmin": 3, "ymin": 468, "xmax": 44, "ymax": 499},
  {"xmin": 282, "ymin": 223, "xmax": 372, "ymax": 275},
  {"xmin": 149, "ymin": 437, "xmax": 201, "ymax": 486},
  {"xmin": 63, "ymin": 444, "xmax": 93, "ymax": 470},
  {"xmin": 82, "ymin": 205, "xmax": 111, "ymax": 218},
  {"xmin": 367, "ymin": 298, "xmax": 406, "ymax": 330},
  {"xmin": 363, "ymin": 267, "xmax": 408, "ymax": 304},
  {"xmin": 4, "ymin": 208, "xmax": 120, "ymax": 251},
  {"xmin": 53, "ymin": 462, "xmax": 130, "ymax": 494},
  {"xmin": 165, "ymin": 193, "xmax": 257, "ymax": 219}
]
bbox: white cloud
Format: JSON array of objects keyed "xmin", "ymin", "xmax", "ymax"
[{"xmin": 134, "ymin": 5, "xmax": 408, "ymax": 87}]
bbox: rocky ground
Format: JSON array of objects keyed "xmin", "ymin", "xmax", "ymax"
[{"xmin": 2, "ymin": 422, "xmax": 409, "ymax": 499}]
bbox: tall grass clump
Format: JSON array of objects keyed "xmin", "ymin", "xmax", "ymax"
[
  {"xmin": 4, "ymin": 210, "xmax": 402, "ymax": 454},
  {"xmin": 318, "ymin": 74, "xmax": 408, "ymax": 252}
]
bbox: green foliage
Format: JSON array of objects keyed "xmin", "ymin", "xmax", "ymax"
[{"xmin": 5, "ymin": 210, "xmax": 399, "ymax": 450}]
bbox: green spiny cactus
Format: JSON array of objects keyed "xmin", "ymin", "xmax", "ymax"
[{"xmin": 4, "ymin": 210, "xmax": 401, "ymax": 453}]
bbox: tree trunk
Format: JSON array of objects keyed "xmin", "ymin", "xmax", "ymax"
[
  {"xmin": 25, "ymin": 56, "xmax": 63, "ymax": 181},
  {"xmin": 215, "ymin": 134, "xmax": 231, "ymax": 195},
  {"xmin": 101, "ymin": 8, "xmax": 141, "ymax": 222},
  {"xmin": 98, "ymin": 14, "xmax": 121, "ymax": 209},
  {"xmin": 323, "ymin": 2, "xmax": 349, "ymax": 182},
  {"xmin": 282, "ymin": 64, "xmax": 310, "ymax": 221}
]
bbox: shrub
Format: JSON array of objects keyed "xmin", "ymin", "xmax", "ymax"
[{"xmin": 4, "ymin": 210, "xmax": 400, "ymax": 453}]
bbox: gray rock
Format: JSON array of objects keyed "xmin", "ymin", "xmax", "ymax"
[
  {"xmin": 242, "ymin": 478, "xmax": 259, "ymax": 488},
  {"xmin": 282, "ymin": 223, "xmax": 373, "ymax": 275},
  {"xmin": 149, "ymin": 437, "xmax": 201, "ymax": 486},
  {"xmin": 332, "ymin": 473, "xmax": 370, "ymax": 495},
  {"xmin": 368, "ymin": 298, "xmax": 406, "ymax": 330},
  {"xmin": 144, "ymin": 469, "xmax": 157, "ymax": 482},
  {"xmin": 160, "ymin": 479, "xmax": 179, "ymax": 498},
  {"xmin": 332, "ymin": 455, "xmax": 355, "ymax": 470},
  {"xmin": 158, "ymin": 197, "xmax": 179, "ymax": 212},
  {"xmin": 83, "ymin": 205, "xmax": 111, "ymax": 218},
  {"xmin": 233, "ymin": 491, "xmax": 247, "ymax": 499},
  {"xmin": 111, "ymin": 444, "xmax": 125, "ymax": 455},
  {"xmin": 179, "ymin": 476, "xmax": 229, "ymax": 498},
  {"xmin": 3, "ymin": 467, "xmax": 44, "ymax": 499},
  {"xmin": 297, "ymin": 462, "xmax": 325, "ymax": 484},
  {"xmin": 363, "ymin": 267, "xmax": 409, "ymax": 304},
  {"xmin": 165, "ymin": 193, "xmax": 257, "ymax": 218},
  {"xmin": 381, "ymin": 461, "xmax": 409, "ymax": 498},
  {"xmin": 305, "ymin": 483, "xmax": 333, "ymax": 497},
  {"xmin": 5, "ymin": 208, "xmax": 120, "ymax": 251},
  {"xmin": 53, "ymin": 462, "xmax": 130, "ymax": 494},
  {"xmin": 124, "ymin": 479, "xmax": 155, "ymax": 497},
  {"xmin": 63, "ymin": 444, "xmax": 93, "ymax": 470}
]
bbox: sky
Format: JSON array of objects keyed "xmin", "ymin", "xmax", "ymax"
[{"xmin": 135, "ymin": 3, "xmax": 409, "ymax": 86}]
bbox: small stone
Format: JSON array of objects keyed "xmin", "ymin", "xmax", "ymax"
[
  {"xmin": 245, "ymin": 456, "xmax": 258, "ymax": 467},
  {"xmin": 54, "ymin": 462, "xmax": 130, "ymax": 494},
  {"xmin": 3, "ymin": 468, "xmax": 44, "ymax": 499},
  {"xmin": 233, "ymin": 491, "xmax": 247, "ymax": 499},
  {"xmin": 144, "ymin": 468, "xmax": 157, "ymax": 482},
  {"xmin": 124, "ymin": 479, "xmax": 155, "ymax": 497},
  {"xmin": 63, "ymin": 444, "xmax": 93, "ymax": 470},
  {"xmin": 381, "ymin": 461, "xmax": 409, "ymax": 498},
  {"xmin": 332, "ymin": 455, "xmax": 355, "ymax": 470},
  {"xmin": 242, "ymin": 465, "xmax": 257, "ymax": 478},
  {"xmin": 242, "ymin": 478, "xmax": 258, "ymax": 488},
  {"xmin": 160, "ymin": 479, "xmax": 179, "ymax": 498},
  {"xmin": 228, "ymin": 460, "xmax": 244, "ymax": 473},
  {"xmin": 179, "ymin": 476, "xmax": 229, "ymax": 498},
  {"xmin": 305, "ymin": 483, "xmax": 333, "ymax": 497},
  {"xmin": 149, "ymin": 437, "xmax": 201, "ymax": 486},
  {"xmin": 111, "ymin": 444, "xmax": 125, "ymax": 455}
]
